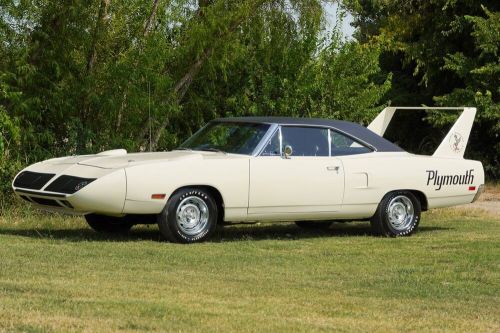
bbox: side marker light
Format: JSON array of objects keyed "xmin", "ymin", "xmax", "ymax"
[{"xmin": 151, "ymin": 194, "xmax": 166, "ymax": 199}]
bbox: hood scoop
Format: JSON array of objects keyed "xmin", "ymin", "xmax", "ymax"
[{"xmin": 97, "ymin": 149, "xmax": 127, "ymax": 156}]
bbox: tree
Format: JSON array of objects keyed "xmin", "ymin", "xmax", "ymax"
[
  {"xmin": 344, "ymin": 0, "xmax": 500, "ymax": 179},
  {"xmin": 0, "ymin": 0, "xmax": 393, "ymax": 202},
  {"xmin": 434, "ymin": 7, "xmax": 500, "ymax": 178},
  {"xmin": 0, "ymin": 77, "xmax": 21, "ymax": 202}
]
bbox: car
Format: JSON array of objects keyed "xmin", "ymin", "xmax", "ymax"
[{"xmin": 12, "ymin": 106, "xmax": 484, "ymax": 243}]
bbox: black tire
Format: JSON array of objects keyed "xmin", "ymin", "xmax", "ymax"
[
  {"xmin": 295, "ymin": 221, "xmax": 333, "ymax": 229},
  {"xmin": 158, "ymin": 188, "xmax": 218, "ymax": 243},
  {"xmin": 370, "ymin": 191, "xmax": 421, "ymax": 237},
  {"xmin": 85, "ymin": 214, "xmax": 133, "ymax": 233}
]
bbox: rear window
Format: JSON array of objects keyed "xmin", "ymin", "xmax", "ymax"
[{"xmin": 331, "ymin": 131, "xmax": 372, "ymax": 156}]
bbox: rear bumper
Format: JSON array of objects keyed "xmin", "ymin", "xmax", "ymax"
[{"xmin": 472, "ymin": 184, "xmax": 485, "ymax": 203}]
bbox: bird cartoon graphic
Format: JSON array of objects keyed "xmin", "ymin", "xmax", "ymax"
[{"xmin": 452, "ymin": 133, "xmax": 462, "ymax": 152}]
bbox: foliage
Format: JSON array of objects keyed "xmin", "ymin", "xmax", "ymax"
[
  {"xmin": 0, "ymin": 0, "xmax": 391, "ymax": 201},
  {"xmin": 434, "ymin": 7, "xmax": 500, "ymax": 178},
  {"xmin": 0, "ymin": 76, "xmax": 21, "ymax": 202},
  {"xmin": 344, "ymin": 0, "xmax": 500, "ymax": 178}
]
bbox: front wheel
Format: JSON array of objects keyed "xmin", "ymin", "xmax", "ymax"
[
  {"xmin": 85, "ymin": 214, "xmax": 133, "ymax": 233},
  {"xmin": 158, "ymin": 188, "xmax": 218, "ymax": 243},
  {"xmin": 370, "ymin": 191, "xmax": 421, "ymax": 237}
]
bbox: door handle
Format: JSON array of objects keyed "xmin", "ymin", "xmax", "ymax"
[{"xmin": 327, "ymin": 166, "xmax": 340, "ymax": 172}]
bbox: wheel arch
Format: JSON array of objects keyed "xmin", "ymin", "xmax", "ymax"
[
  {"xmin": 409, "ymin": 190, "xmax": 428, "ymax": 211},
  {"xmin": 382, "ymin": 189, "xmax": 428, "ymax": 211},
  {"xmin": 169, "ymin": 185, "xmax": 225, "ymax": 223}
]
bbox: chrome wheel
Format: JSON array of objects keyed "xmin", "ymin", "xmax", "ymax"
[
  {"xmin": 175, "ymin": 196, "xmax": 209, "ymax": 236},
  {"xmin": 386, "ymin": 195, "xmax": 414, "ymax": 231}
]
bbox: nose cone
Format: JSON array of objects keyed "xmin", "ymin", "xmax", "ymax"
[{"xmin": 70, "ymin": 169, "xmax": 127, "ymax": 214}]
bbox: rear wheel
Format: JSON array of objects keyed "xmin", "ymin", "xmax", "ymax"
[
  {"xmin": 158, "ymin": 188, "xmax": 218, "ymax": 243},
  {"xmin": 370, "ymin": 191, "xmax": 421, "ymax": 237},
  {"xmin": 85, "ymin": 214, "xmax": 133, "ymax": 233},
  {"xmin": 295, "ymin": 221, "xmax": 333, "ymax": 229}
]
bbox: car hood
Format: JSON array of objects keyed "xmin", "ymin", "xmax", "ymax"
[{"xmin": 45, "ymin": 150, "xmax": 245, "ymax": 169}]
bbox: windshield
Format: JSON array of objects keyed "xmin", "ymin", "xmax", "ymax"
[{"xmin": 178, "ymin": 122, "xmax": 270, "ymax": 155}]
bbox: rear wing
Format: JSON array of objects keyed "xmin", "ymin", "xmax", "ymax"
[{"xmin": 367, "ymin": 107, "xmax": 477, "ymax": 158}]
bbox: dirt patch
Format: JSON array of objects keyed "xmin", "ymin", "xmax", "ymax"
[{"xmin": 457, "ymin": 183, "xmax": 500, "ymax": 216}]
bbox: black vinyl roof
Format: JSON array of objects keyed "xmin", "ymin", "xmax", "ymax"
[{"xmin": 214, "ymin": 116, "xmax": 404, "ymax": 152}]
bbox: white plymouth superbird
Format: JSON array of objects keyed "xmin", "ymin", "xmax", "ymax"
[{"xmin": 12, "ymin": 107, "xmax": 484, "ymax": 243}]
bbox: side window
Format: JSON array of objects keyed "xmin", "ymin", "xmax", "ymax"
[
  {"xmin": 331, "ymin": 131, "xmax": 372, "ymax": 156},
  {"xmin": 260, "ymin": 130, "xmax": 281, "ymax": 156},
  {"xmin": 281, "ymin": 126, "xmax": 329, "ymax": 157}
]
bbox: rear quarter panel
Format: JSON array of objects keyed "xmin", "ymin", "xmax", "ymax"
[{"xmin": 340, "ymin": 152, "xmax": 484, "ymax": 214}]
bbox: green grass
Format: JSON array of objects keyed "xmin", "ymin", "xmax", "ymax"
[{"xmin": 0, "ymin": 207, "xmax": 498, "ymax": 332}]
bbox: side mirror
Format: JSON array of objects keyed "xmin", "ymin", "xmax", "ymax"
[{"xmin": 283, "ymin": 145, "xmax": 293, "ymax": 159}]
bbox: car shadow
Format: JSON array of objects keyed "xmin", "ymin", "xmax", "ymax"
[
  {"xmin": 0, "ymin": 223, "xmax": 452, "ymax": 243},
  {"xmin": 211, "ymin": 223, "xmax": 452, "ymax": 242},
  {"xmin": 0, "ymin": 225, "xmax": 163, "ymax": 242}
]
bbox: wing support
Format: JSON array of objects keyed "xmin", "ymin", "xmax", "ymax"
[{"xmin": 367, "ymin": 106, "xmax": 477, "ymax": 159}]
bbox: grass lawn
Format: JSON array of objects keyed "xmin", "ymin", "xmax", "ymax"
[{"xmin": 0, "ymin": 206, "xmax": 498, "ymax": 332}]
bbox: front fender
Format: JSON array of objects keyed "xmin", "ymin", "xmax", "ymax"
[{"xmin": 69, "ymin": 169, "xmax": 126, "ymax": 214}]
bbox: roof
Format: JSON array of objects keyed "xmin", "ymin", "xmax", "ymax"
[{"xmin": 214, "ymin": 116, "xmax": 404, "ymax": 152}]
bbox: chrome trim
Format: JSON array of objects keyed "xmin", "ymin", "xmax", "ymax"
[
  {"xmin": 178, "ymin": 123, "xmax": 210, "ymax": 148},
  {"xmin": 14, "ymin": 188, "xmax": 67, "ymax": 198},
  {"xmin": 278, "ymin": 126, "xmax": 283, "ymax": 156},
  {"xmin": 199, "ymin": 120, "xmax": 376, "ymax": 157},
  {"xmin": 328, "ymin": 129, "xmax": 332, "ymax": 156},
  {"xmin": 329, "ymin": 126, "xmax": 376, "ymax": 153},
  {"xmin": 252, "ymin": 124, "xmax": 279, "ymax": 156},
  {"xmin": 256, "ymin": 123, "xmax": 375, "ymax": 157},
  {"xmin": 386, "ymin": 195, "xmax": 415, "ymax": 231},
  {"xmin": 283, "ymin": 123, "xmax": 375, "ymax": 153},
  {"xmin": 181, "ymin": 121, "xmax": 275, "ymax": 157},
  {"xmin": 175, "ymin": 196, "xmax": 210, "ymax": 236}
]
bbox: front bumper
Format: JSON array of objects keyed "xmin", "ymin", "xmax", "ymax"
[{"xmin": 12, "ymin": 164, "xmax": 126, "ymax": 215}]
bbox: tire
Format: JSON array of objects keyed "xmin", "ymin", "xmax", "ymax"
[
  {"xmin": 295, "ymin": 221, "xmax": 333, "ymax": 229},
  {"xmin": 85, "ymin": 214, "xmax": 133, "ymax": 233},
  {"xmin": 370, "ymin": 191, "xmax": 421, "ymax": 237},
  {"xmin": 158, "ymin": 188, "xmax": 218, "ymax": 243}
]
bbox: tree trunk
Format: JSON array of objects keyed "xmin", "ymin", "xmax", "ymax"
[
  {"xmin": 86, "ymin": 0, "xmax": 111, "ymax": 74},
  {"xmin": 141, "ymin": 0, "xmax": 265, "ymax": 150},
  {"xmin": 78, "ymin": 0, "xmax": 111, "ymax": 152},
  {"xmin": 135, "ymin": 0, "xmax": 216, "ymax": 149},
  {"xmin": 147, "ymin": 48, "xmax": 214, "ymax": 149},
  {"xmin": 116, "ymin": 0, "xmax": 161, "ymax": 135},
  {"xmin": 116, "ymin": 90, "xmax": 127, "ymax": 131},
  {"xmin": 142, "ymin": 0, "xmax": 160, "ymax": 37}
]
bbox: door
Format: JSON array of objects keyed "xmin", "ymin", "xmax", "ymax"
[{"xmin": 248, "ymin": 126, "xmax": 344, "ymax": 214}]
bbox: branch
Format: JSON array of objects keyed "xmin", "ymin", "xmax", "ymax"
[
  {"xmin": 142, "ymin": 0, "xmax": 160, "ymax": 38},
  {"xmin": 116, "ymin": 0, "xmax": 161, "ymax": 132},
  {"xmin": 141, "ymin": 0, "xmax": 266, "ymax": 150},
  {"xmin": 79, "ymin": 0, "xmax": 111, "ymax": 152},
  {"xmin": 85, "ymin": 0, "xmax": 111, "ymax": 74},
  {"xmin": 148, "ymin": 47, "xmax": 214, "ymax": 148}
]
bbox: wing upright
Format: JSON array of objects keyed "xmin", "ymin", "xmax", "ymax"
[{"xmin": 368, "ymin": 106, "xmax": 477, "ymax": 158}]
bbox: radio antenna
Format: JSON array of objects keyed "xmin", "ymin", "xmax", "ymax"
[{"xmin": 148, "ymin": 80, "xmax": 152, "ymax": 152}]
